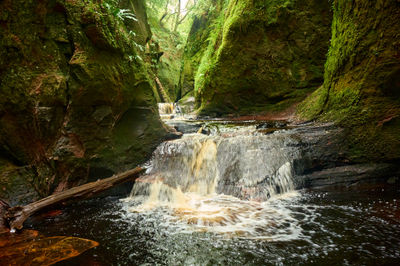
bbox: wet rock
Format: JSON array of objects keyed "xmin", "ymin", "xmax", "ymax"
[
  {"xmin": 92, "ymin": 106, "xmax": 113, "ymax": 123},
  {"xmin": 165, "ymin": 121, "xmax": 203, "ymax": 134},
  {"xmin": 0, "ymin": 233, "xmax": 99, "ymax": 265},
  {"xmin": 178, "ymin": 96, "xmax": 195, "ymax": 114},
  {"xmin": 197, "ymin": 127, "xmax": 210, "ymax": 135},
  {"xmin": 0, "ymin": 159, "xmax": 39, "ymax": 206},
  {"xmin": 0, "ymin": 0, "xmax": 167, "ymax": 202},
  {"xmin": 288, "ymin": 123, "xmax": 400, "ymax": 189},
  {"xmin": 165, "ymin": 131, "xmax": 183, "ymax": 141},
  {"xmin": 256, "ymin": 121, "xmax": 288, "ymax": 130},
  {"xmin": 299, "ymin": 164, "xmax": 400, "ymax": 189},
  {"xmin": 0, "ymin": 199, "xmax": 10, "ymax": 234}
]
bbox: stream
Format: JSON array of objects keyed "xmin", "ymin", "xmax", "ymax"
[{"xmin": 28, "ymin": 103, "xmax": 400, "ymax": 265}]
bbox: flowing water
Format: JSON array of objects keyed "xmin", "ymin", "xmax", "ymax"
[
  {"xmin": 125, "ymin": 131, "xmax": 301, "ymax": 239},
  {"xmin": 27, "ymin": 104, "xmax": 400, "ymax": 265}
]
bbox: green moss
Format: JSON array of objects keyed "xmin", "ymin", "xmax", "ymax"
[
  {"xmin": 0, "ymin": 0, "xmax": 166, "ymax": 200},
  {"xmin": 0, "ymin": 157, "xmax": 39, "ymax": 205},
  {"xmin": 177, "ymin": 0, "xmax": 224, "ymax": 102},
  {"xmin": 191, "ymin": 0, "xmax": 332, "ymax": 116},
  {"xmin": 298, "ymin": 0, "xmax": 400, "ymax": 162}
]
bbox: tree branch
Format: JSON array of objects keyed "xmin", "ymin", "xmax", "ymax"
[{"xmin": 4, "ymin": 167, "xmax": 145, "ymax": 231}]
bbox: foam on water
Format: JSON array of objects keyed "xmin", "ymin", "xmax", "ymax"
[
  {"xmin": 28, "ymin": 106, "xmax": 400, "ymax": 264},
  {"xmin": 123, "ymin": 109, "xmax": 308, "ymax": 240},
  {"xmin": 123, "ymin": 191, "xmax": 303, "ymax": 241}
]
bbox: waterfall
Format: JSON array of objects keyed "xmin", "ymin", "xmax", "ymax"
[
  {"xmin": 124, "ymin": 123, "xmax": 303, "ymax": 237},
  {"xmin": 130, "ymin": 132, "xmax": 299, "ymax": 204},
  {"xmin": 123, "ymin": 105, "xmax": 306, "ymax": 237},
  {"xmin": 157, "ymin": 103, "xmax": 183, "ymax": 119}
]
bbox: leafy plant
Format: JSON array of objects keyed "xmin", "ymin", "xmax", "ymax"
[
  {"xmin": 134, "ymin": 42, "xmax": 145, "ymax": 52},
  {"xmin": 128, "ymin": 30, "xmax": 137, "ymax": 37},
  {"xmin": 116, "ymin": 9, "xmax": 138, "ymax": 21},
  {"xmin": 103, "ymin": 0, "xmax": 137, "ymax": 22}
]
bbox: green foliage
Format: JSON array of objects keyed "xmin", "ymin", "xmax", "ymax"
[
  {"xmin": 102, "ymin": 0, "xmax": 137, "ymax": 22},
  {"xmin": 297, "ymin": 0, "xmax": 400, "ymax": 162},
  {"xmin": 145, "ymin": 0, "xmax": 199, "ymax": 101},
  {"xmin": 116, "ymin": 9, "xmax": 138, "ymax": 21},
  {"xmin": 192, "ymin": 0, "xmax": 331, "ymax": 116}
]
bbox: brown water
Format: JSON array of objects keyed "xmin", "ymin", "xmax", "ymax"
[
  {"xmin": 25, "ymin": 113, "xmax": 400, "ymax": 265},
  {"xmin": 126, "ymin": 130, "xmax": 299, "ymax": 239},
  {"xmin": 27, "ymin": 188, "xmax": 400, "ymax": 265}
]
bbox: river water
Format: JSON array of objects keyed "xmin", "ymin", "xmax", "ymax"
[{"xmin": 28, "ymin": 104, "xmax": 400, "ymax": 265}]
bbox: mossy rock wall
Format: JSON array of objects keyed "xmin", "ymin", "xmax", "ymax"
[
  {"xmin": 179, "ymin": 0, "xmax": 223, "ymax": 100},
  {"xmin": 143, "ymin": 1, "xmax": 189, "ymax": 102},
  {"xmin": 0, "ymin": 0, "xmax": 167, "ymax": 203},
  {"xmin": 298, "ymin": 0, "xmax": 400, "ymax": 162},
  {"xmin": 150, "ymin": 29, "xmax": 183, "ymax": 102},
  {"xmin": 193, "ymin": 0, "xmax": 332, "ymax": 116}
]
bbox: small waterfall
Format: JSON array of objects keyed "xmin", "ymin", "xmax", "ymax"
[
  {"xmin": 157, "ymin": 103, "xmax": 183, "ymax": 119},
  {"xmin": 158, "ymin": 103, "xmax": 175, "ymax": 115},
  {"xmin": 131, "ymin": 133, "xmax": 299, "ymax": 203},
  {"xmin": 126, "ymin": 125, "xmax": 302, "ymax": 237}
]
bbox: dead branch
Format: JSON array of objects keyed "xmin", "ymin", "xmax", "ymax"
[{"xmin": 4, "ymin": 167, "xmax": 145, "ymax": 231}]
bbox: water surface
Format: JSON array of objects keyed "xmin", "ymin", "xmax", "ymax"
[
  {"xmin": 27, "ymin": 109, "xmax": 400, "ymax": 265},
  {"xmin": 28, "ymin": 188, "xmax": 400, "ymax": 265}
]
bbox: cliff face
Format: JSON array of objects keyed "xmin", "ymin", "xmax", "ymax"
[
  {"xmin": 146, "ymin": 14, "xmax": 183, "ymax": 103},
  {"xmin": 179, "ymin": 0, "xmax": 223, "ymax": 100},
  {"xmin": 191, "ymin": 0, "xmax": 332, "ymax": 116},
  {"xmin": 298, "ymin": 0, "xmax": 400, "ymax": 162},
  {"xmin": 0, "ymin": 0, "xmax": 167, "ymax": 204}
]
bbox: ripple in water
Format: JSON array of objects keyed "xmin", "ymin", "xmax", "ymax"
[
  {"xmin": 123, "ymin": 125, "xmax": 305, "ymax": 240},
  {"xmin": 123, "ymin": 190, "xmax": 303, "ymax": 240},
  {"xmin": 23, "ymin": 113, "xmax": 400, "ymax": 264}
]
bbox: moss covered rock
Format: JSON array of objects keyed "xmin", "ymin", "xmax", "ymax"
[
  {"xmin": 298, "ymin": 0, "xmax": 400, "ymax": 162},
  {"xmin": 141, "ymin": 0, "xmax": 195, "ymax": 103},
  {"xmin": 179, "ymin": 0, "xmax": 223, "ymax": 100},
  {"xmin": 0, "ymin": 0, "xmax": 167, "ymax": 203},
  {"xmin": 192, "ymin": 0, "xmax": 332, "ymax": 116}
]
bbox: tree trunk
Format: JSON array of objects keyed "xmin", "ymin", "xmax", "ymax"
[
  {"xmin": 4, "ymin": 167, "xmax": 145, "ymax": 231},
  {"xmin": 159, "ymin": 0, "xmax": 170, "ymax": 24},
  {"xmin": 174, "ymin": 0, "xmax": 181, "ymax": 32}
]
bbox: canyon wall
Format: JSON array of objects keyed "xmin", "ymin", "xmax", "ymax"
[
  {"xmin": 0, "ymin": 0, "xmax": 167, "ymax": 204},
  {"xmin": 182, "ymin": 0, "xmax": 332, "ymax": 116},
  {"xmin": 298, "ymin": 0, "xmax": 400, "ymax": 162}
]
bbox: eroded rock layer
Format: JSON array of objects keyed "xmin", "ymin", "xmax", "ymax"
[
  {"xmin": 0, "ymin": 0, "xmax": 167, "ymax": 204},
  {"xmin": 298, "ymin": 0, "xmax": 400, "ymax": 162},
  {"xmin": 186, "ymin": 0, "xmax": 332, "ymax": 116}
]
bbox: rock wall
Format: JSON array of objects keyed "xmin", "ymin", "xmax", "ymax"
[
  {"xmin": 0, "ymin": 0, "xmax": 167, "ymax": 204},
  {"xmin": 191, "ymin": 0, "xmax": 332, "ymax": 116},
  {"xmin": 147, "ymin": 17, "xmax": 183, "ymax": 103},
  {"xmin": 178, "ymin": 0, "xmax": 223, "ymax": 100},
  {"xmin": 298, "ymin": 0, "xmax": 400, "ymax": 162}
]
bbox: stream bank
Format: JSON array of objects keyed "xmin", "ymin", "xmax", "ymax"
[
  {"xmin": 24, "ymin": 113, "xmax": 400, "ymax": 264},
  {"xmin": 3, "ymin": 107, "xmax": 398, "ymax": 265}
]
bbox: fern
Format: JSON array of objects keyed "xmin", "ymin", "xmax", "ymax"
[
  {"xmin": 117, "ymin": 9, "xmax": 138, "ymax": 21},
  {"xmin": 128, "ymin": 30, "xmax": 137, "ymax": 37},
  {"xmin": 103, "ymin": 0, "xmax": 137, "ymax": 22},
  {"xmin": 134, "ymin": 42, "xmax": 145, "ymax": 52}
]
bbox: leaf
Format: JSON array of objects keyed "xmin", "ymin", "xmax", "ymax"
[{"xmin": 118, "ymin": 9, "xmax": 138, "ymax": 21}]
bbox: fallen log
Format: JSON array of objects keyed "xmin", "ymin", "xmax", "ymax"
[{"xmin": 4, "ymin": 166, "xmax": 145, "ymax": 231}]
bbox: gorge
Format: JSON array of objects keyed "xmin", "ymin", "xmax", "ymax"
[{"xmin": 0, "ymin": 0, "xmax": 399, "ymax": 264}]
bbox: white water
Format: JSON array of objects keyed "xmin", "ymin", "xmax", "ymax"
[
  {"xmin": 158, "ymin": 103, "xmax": 184, "ymax": 120},
  {"xmin": 123, "ymin": 105, "xmax": 304, "ymax": 240}
]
